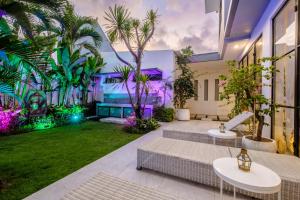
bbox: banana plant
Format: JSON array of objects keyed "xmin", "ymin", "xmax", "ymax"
[
  {"xmin": 49, "ymin": 46, "xmax": 86, "ymax": 106},
  {"xmin": 81, "ymin": 56, "xmax": 105, "ymax": 105}
]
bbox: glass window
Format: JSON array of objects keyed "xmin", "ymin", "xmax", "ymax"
[
  {"xmin": 104, "ymin": 76, "xmax": 123, "ymax": 84},
  {"xmin": 204, "ymin": 79, "xmax": 208, "ymax": 101},
  {"xmin": 274, "ymin": 0, "xmax": 295, "ymax": 57},
  {"xmin": 248, "ymin": 47, "xmax": 255, "ymax": 65},
  {"xmin": 194, "ymin": 80, "xmax": 198, "ymax": 101},
  {"xmin": 255, "ymin": 37, "xmax": 263, "ymax": 93},
  {"xmin": 274, "ymin": 107, "xmax": 295, "ymax": 154},
  {"xmin": 256, "ymin": 37, "xmax": 263, "ymax": 63},
  {"xmin": 215, "ymin": 79, "xmax": 219, "ymax": 101},
  {"xmin": 242, "ymin": 56, "xmax": 248, "ymax": 67},
  {"xmin": 273, "ymin": 0, "xmax": 296, "ymax": 155},
  {"xmin": 274, "ymin": 52, "xmax": 295, "ymax": 107}
]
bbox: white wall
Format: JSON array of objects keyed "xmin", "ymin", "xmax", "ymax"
[
  {"xmin": 96, "ymin": 50, "xmax": 176, "ymax": 107},
  {"xmin": 186, "ymin": 61, "xmax": 232, "ymax": 116}
]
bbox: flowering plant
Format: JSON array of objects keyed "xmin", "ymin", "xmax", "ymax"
[
  {"xmin": 0, "ymin": 107, "xmax": 22, "ymax": 133},
  {"xmin": 125, "ymin": 113, "xmax": 136, "ymax": 127}
]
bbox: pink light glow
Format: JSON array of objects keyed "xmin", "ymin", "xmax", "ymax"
[{"xmin": 0, "ymin": 107, "xmax": 21, "ymax": 133}]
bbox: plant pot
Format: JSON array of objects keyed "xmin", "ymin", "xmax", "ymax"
[
  {"xmin": 175, "ymin": 109, "xmax": 190, "ymax": 121},
  {"xmin": 242, "ymin": 135, "xmax": 277, "ymax": 153}
]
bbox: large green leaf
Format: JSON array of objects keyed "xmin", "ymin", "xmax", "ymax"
[
  {"xmin": 70, "ymin": 57, "xmax": 86, "ymax": 70},
  {"xmin": 62, "ymin": 47, "xmax": 70, "ymax": 69},
  {"xmin": 75, "ymin": 67, "xmax": 83, "ymax": 75}
]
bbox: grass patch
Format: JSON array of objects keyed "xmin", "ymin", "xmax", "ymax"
[{"xmin": 0, "ymin": 121, "xmax": 140, "ymax": 200}]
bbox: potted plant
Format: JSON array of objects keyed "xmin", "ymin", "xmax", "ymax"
[
  {"xmin": 220, "ymin": 58, "xmax": 278, "ymax": 152},
  {"xmin": 174, "ymin": 47, "xmax": 195, "ymax": 121}
]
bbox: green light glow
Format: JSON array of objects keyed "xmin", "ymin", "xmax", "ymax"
[
  {"xmin": 70, "ymin": 114, "xmax": 82, "ymax": 123},
  {"xmin": 32, "ymin": 103, "xmax": 39, "ymax": 111},
  {"xmin": 33, "ymin": 116, "xmax": 56, "ymax": 130}
]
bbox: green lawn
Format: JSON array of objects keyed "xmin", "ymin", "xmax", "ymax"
[{"xmin": 0, "ymin": 121, "xmax": 140, "ymax": 200}]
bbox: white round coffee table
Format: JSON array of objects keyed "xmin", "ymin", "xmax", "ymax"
[
  {"xmin": 213, "ymin": 157, "xmax": 281, "ymax": 200},
  {"xmin": 208, "ymin": 129, "xmax": 237, "ymax": 147}
]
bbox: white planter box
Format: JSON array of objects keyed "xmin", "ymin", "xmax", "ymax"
[
  {"xmin": 242, "ymin": 136, "xmax": 277, "ymax": 153},
  {"xmin": 175, "ymin": 109, "xmax": 190, "ymax": 121}
]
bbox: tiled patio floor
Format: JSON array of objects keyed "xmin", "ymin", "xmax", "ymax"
[{"xmin": 24, "ymin": 121, "xmax": 249, "ymax": 200}]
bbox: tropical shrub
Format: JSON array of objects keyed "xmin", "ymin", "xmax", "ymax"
[
  {"xmin": 31, "ymin": 116, "xmax": 56, "ymax": 130},
  {"xmin": 136, "ymin": 118, "xmax": 160, "ymax": 132},
  {"xmin": 124, "ymin": 114, "xmax": 160, "ymax": 134},
  {"xmin": 153, "ymin": 107, "xmax": 175, "ymax": 122},
  {"xmin": 0, "ymin": 107, "xmax": 23, "ymax": 134},
  {"xmin": 174, "ymin": 47, "xmax": 195, "ymax": 109},
  {"xmin": 48, "ymin": 105, "xmax": 86, "ymax": 125}
]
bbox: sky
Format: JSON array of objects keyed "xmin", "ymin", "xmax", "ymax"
[{"xmin": 72, "ymin": 0, "xmax": 219, "ymax": 54}]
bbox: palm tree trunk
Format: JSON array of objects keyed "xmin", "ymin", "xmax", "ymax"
[{"xmin": 135, "ymin": 59, "xmax": 142, "ymax": 119}]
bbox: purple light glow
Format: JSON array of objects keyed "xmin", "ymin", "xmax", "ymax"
[
  {"xmin": 0, "ymin": 9, "xmax": 7, "ymax": 18},
  {"xmin": 99, "ymin": 68, "xmax": 162, "ymax": 76},
  {"xmin": 0, "ymin": 107, "xmax": 21, "ymax": 133},
  {"xmin": 99, "ymin": 68, "xmax": 172, "ymax": 107}
]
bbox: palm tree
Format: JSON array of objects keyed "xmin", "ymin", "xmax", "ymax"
[
  {"xmin": 0, "ymin": 0, "xmax": 66, "ymax": 37},
  {"xmin": 105, "ymin": 5, "xmax": 158, "ymax": 119},
  {"xmin": 42, "ymin": 3, "xmax": 102, "ymax": 56},
  {"xmin": 81, "ymin": 56, "xmax": 105, "ymax": 105},
  {"xmin": 0, "ymin": 18, "xmax": 55, "ymax": 107}
]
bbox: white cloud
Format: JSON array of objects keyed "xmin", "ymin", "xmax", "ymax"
[{"xmin": 72, "ymin": 0, "xmax": 219, "ymax": 54}]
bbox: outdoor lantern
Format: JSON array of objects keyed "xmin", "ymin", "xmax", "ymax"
[
  {"xmin": 237, "ymin": 148, "xmax": 252, "ymax": 172},
  {"xmin": 219, "ymin": 123, "xmax": 226, "ymax": 133}
]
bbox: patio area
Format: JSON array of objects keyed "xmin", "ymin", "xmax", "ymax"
[{"xmin": 25, "ymin": 121, "xmax": 247, "ymax": 200}]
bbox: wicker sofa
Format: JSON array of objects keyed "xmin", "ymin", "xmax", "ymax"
[
  {"xmin": 163, "ymin": 111, "xmax": 253, "ymax": 148},
  {"xmin": 137, "ymin": 137, "xmax": 300, "ymax": 200},
  {"xmin": 163, "ymin": 129, "xmax": 243, "ymax": 147}
]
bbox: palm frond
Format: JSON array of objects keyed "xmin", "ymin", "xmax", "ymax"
[
  {"xmin": 0, "ymin": 82, "xmax": 22, "ymax": 103},
  {"xmin": 81, "ymin": 42, "xmax": 100, "ymax": 57},
  {"xmin": 0, "ymin": 0, "xmax": 67, "ymax": 37},
  {"xmin": 75, "ymin": 27, "xmax": 102, "ymax": 47}
]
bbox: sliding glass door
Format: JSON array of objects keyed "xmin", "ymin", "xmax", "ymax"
[{"xmin": 272, "ymin": 0, "xmax": 298, "ymax": 155}]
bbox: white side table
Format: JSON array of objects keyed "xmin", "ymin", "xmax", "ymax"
[
  {"xmin": 213, "ymin": 157, "xmax": 281, "ymax": 200},
  {"xmin": 208, "ymin": 129, "xmax": 237, "ymax": 147}
]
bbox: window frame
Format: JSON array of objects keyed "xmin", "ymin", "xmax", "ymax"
[
  {"xmin": 239, "ymin": 35, "xmax": 263, "ymax": 67},
  {"xmin": 204, "ymin": 79, "xmax": 209, "ymax": 101},
  {"xmin": 271, "ymin": 0, "xmax": 299, "ymax": 156}
]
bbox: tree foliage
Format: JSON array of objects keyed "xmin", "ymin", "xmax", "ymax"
[
  {"xmin": 105, "ymin": 5, "xmax": 158, "ymax": 119},
  {"xmin": 219, "ymin": 58, "xmax": 279, "ymax": 141},
  {"xmin": 174, "ymin": 46, "xmax": 195, "ymax": 109},
  {"xmin": 0, "ymin": 0, "xmax": 66, "ymax": 37}
]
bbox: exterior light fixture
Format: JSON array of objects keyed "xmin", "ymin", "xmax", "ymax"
[
  {"xmin": 234, "ymin": 44, "xmax": 240, "ymax": 49},
  {"xmin": 237, "ymin": 148, "xmax": 252, "ymax": 172}
]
